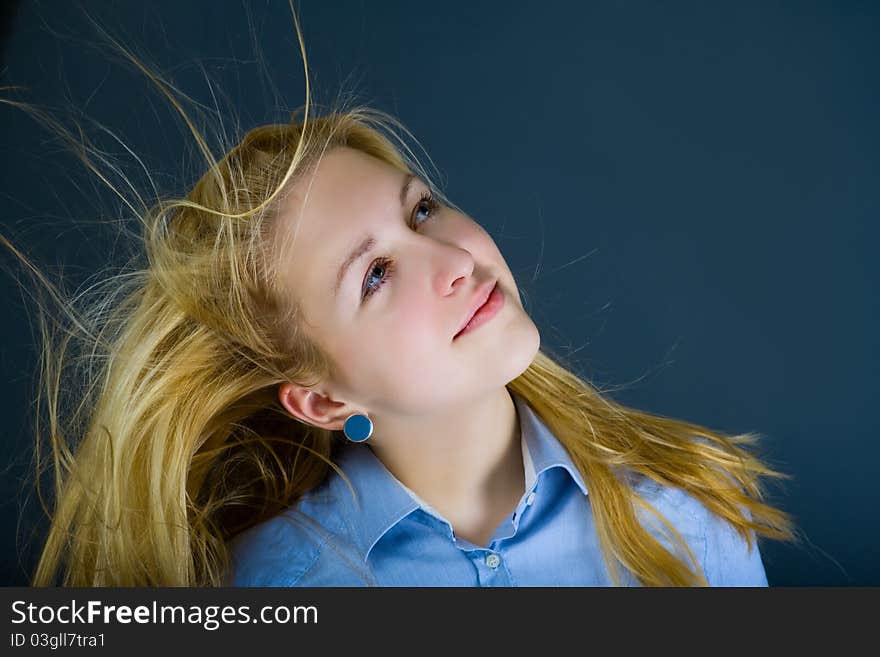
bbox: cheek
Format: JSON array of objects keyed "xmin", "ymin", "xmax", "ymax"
[
  {"xmin": 479, "ymin": 230, "xmax": 505, "ymax": 262},
  {"xmin": 464, "ymin": 222, "xmax": 506, "ymax": 269},
  {"xmin": 338, "ymin": 333, "xmax": 449, "ymax": 411},
  {"xmin": 334, "ymin": 309, "xmax": 445, "ymax": 388},
  {"xmin": 393, "ymin": 285, "xmax": 448, "ymax": 337}
]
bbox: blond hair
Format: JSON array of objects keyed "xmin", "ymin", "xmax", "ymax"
[{"xmin": 1, "ymin": 3, "xmax": 799, "ymax": 586}]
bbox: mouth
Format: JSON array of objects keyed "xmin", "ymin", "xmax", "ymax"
[{"xmin": 453, "ymin": 280, "xmax": 504, "ymax": 341}]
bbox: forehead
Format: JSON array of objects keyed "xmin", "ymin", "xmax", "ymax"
[
  {"xmin": 283, "ymin": 145, "xmax": 400, "ymax": 247},
  {"xmin": 275, "ymin": 147, "xmax": 401, "ymax": 298}
]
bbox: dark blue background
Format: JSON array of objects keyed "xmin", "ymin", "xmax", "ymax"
[{"xmin": 1, "ymin": 1, "xmax": 876, "ymax": 586}]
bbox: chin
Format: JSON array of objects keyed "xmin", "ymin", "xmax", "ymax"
[{"xmin": 502, "ymin": 321, "xmax": 542, "ymax": 382}]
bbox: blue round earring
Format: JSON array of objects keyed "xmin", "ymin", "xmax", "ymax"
[{"xmin": 343, "ymin": 412, "xmax": 373, "ymax": 443}]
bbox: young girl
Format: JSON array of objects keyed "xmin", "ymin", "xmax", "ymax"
[{"xmin": 5, "ymin": 8, "xmax": 798, "ymax": 587}]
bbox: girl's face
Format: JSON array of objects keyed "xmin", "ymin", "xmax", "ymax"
[{"xmin": 277, "ymin": 146, "xmax": 540, "ymax": 418}]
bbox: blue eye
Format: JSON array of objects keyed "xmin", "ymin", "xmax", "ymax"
[{"xmin": 361, "ymin": 191, "xmax": 440, "ymax": 302}]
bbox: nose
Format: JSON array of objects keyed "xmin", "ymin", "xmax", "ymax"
[{"xmin": 434, "ymin": 244, "xmax": 475, "ymax": 296}]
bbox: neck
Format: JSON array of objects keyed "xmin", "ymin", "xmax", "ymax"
[{"xmin": 366, "ymin": 387, "xmax": 524, "ymax": 522}]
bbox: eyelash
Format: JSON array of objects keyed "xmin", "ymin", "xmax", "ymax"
[{"xmin": 361, "ymin": 190, "xmax": 441, "ymax": 302}]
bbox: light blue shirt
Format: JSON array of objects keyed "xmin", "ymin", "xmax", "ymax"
[{"xmin": 225, "ymin": 392, "xmax": 768, "ymax": 586}]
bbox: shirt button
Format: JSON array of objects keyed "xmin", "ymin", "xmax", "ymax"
[
  {"xmin": 485, "ymin": 553, "xmax": 501, "ymax": 569},
  {"xmin": 526, "ymin": 492, "xmax": 536, "ymax": 506}
]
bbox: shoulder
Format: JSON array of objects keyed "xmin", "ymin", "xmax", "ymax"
[
  {"xmin": 224, "ymin": 494, "xmax": 376, "ymax": 587},
  {"xmin": 224, "ymin": 508, "xmax": 326, "ymax": 586},
  {"xmin": 691, "ymin": 492, "xmax": 768, "ymax": 586},
  {"xmin": 633, "ymin": 476, "xmax": 768, "ymax": 586}
]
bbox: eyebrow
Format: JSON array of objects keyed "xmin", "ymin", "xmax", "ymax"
[{"xmin": 333, "ymin": 171, "xmax": 416, "ymax": 298}]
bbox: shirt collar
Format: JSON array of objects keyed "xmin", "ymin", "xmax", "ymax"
[
  {"xmin": 327, "ymin": 390, "xmax": 589, "ymax": 563},
  {"xmin": 514, "ymin": 392, "xmax": 589, "ymax": 498}
]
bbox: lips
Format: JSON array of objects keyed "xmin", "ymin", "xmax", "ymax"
[{"xmin": 454, "ymin": 279, "xmax": 497, "ymax": 339}]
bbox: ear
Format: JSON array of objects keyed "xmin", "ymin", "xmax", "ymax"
[{"xmin": 278, "ymin": 381, "xmax": 353, "ymax": 432}]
